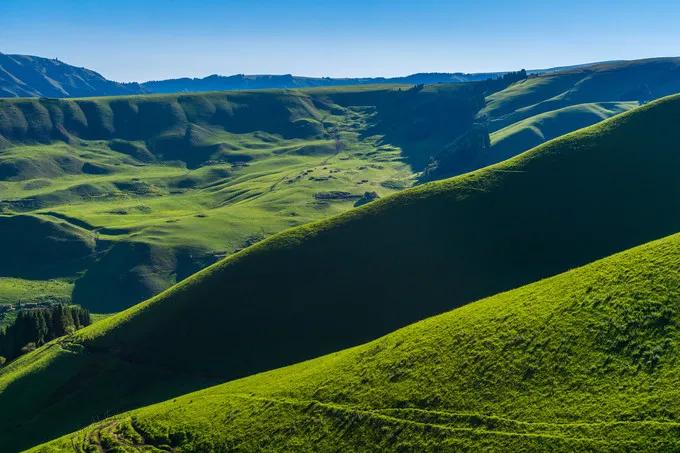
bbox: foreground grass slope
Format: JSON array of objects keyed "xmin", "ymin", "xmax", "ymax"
[
  {"xmin": 1, "ymin": 94, "xmax": 679, "ymax": 450},
  {"xmin": 34, "ymin": 231, "xmax": 680, "ymax": 451},
  {"xmin": 0, "ymin": 84, "xmax": 482, "ymax": 311}
]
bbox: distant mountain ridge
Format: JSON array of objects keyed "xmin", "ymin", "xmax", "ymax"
[
  {"xmin": 0, "ymin": 52, "xmax": 509, "ymax": 97},
  {"xmin": 139, "ymin": 71, "xmax": 506, "ymax": 94},
  {"xmin": 0, "ymin": 53, "xmax": 143, "ymax": 98},
  {"xmin": 1, "ymin": 52, "xmax": 672, "ymax": 99}
]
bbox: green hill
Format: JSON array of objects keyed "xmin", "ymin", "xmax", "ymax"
[
  {"xmin": 33, "ymin": 231, "xmax": 680, "ymax": 451},
  {"xmin": 489, "ymin": 102, "xmax": 638, "ymax": 164},
  {"xmin": 481, "ymin": 58, "xmax": 680, "ymax": 132},
  {"xmin": 476, "ymin": 58, "xmax": 680, "ymax": 165},
  {"xmin": 0, "ymin": 84, "xmax": 483, "ymax": 311},
  {"xmin": 1, "ymin": 93, "xmax": 680, "ymax": 451}
]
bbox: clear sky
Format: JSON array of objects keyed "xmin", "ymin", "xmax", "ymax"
[{"xmin": 1, "ymin": 0, "xmax": 679, "ymax": 82}]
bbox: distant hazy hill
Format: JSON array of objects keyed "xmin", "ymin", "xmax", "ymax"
[
  {"xmin": 0, "ymin": 52, "xmax": 509, "ymax": 98},
  {"xmin": 0, "ymin": 53, "xmax": 143, "ymax": 98},
  {"xmin": 140, "ymin": 72, "xmax": 505, "ymax": 94}
]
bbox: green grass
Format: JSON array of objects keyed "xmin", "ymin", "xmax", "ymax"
[
  {"xmin": 0, "ymin": 84, "xmax": 482, "ymax": 311},
  {"xmin": 33, "ymin": 231, "xmax": 680, "ymax": 451},
  {"xmin": 0, "ymin": 278, "xmax": 72, "ymax": 305},
  {"xmin": 1, "ymin": 93, "xmax": 680, "ymax": 451},
  {"xmin": 480, "ymin": 57, "xmax": 680, "ymax": 133}
]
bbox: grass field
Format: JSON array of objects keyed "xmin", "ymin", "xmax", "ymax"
[
  {"xmin": 1, "ymin": 93, "xmax": 679, "ymax": 451},
  {"xmin": 32, "ymin": 231, "xmax": 680, "ymax": 451},
  {"xmin": 0, "ymin": 278, "xmax": 72, "ymax": 305}
]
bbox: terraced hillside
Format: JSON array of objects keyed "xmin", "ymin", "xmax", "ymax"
[
  {"xmin": 479, "ymin": 57, "xmax": 680, "ymax": 166},
  {"xmin": 0, "ymin": 84, "xmax": 484, "ymax": 311},
  {"xmin": 33, "ymin": 231, "xmax": 680, "ymax": 452},
  {"xmin": 1, "ymin": 94, "xmax": 679, "ymax": 451}
]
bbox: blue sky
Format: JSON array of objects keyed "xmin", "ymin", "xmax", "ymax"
[{"xmin": 1, "ymin": 0, "xmax": 679, "ymax": 82}]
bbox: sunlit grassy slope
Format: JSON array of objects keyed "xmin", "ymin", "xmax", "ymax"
[
  {"xmin": 0, "ymin": 84, "xmax": 482, "ymax": 311},
  {"xmin": 0, "ymin": 278, "xmax": 72, "ymax": 305},
  {"xmin": 489, "ymin": 101, "xmax": 637, "ymax": 163},
  {"xmin": 477, "ymin": 58, "xmax": 680, "ymax": 164},
  {"xmin": 1, "ymin": 93, "xmax": 680, "ymax": 451},
  {"xmin": 34, "ymin": 231, "xmax": 680, "ymax": 452},
  {"xmin": 481, "ymin": 58, "xmax": 680, "ymax": 132}
]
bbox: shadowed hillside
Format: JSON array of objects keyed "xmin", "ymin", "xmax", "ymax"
[
  {"xmin": 1, "ymin": 94, "xmax": 679, "ymax": 450},
  {"xmin": 33, "ymin": 231, "xmax": 680, "ymax": 451}
]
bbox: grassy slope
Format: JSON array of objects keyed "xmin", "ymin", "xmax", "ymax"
[
  {"xmin": 0, "ymin": 84, "xmax": 481, "ymax": 311},
  {"xmin": 34, "ymin": 231, "xmax": 680, "ymax": 452},
  {"xmin": 489, "ymin": 101, "xmax": 637, "ymax": 163},
  {"xmin": 481, "ymin": 58, "xmax": 680, "ymax": 132},
  {"xmin": 1, "ymin": 94, "xmax": 680, "ymax": 450},
  {"xmin": 477, "ymin": 58, "xmax": 680, "ymax": 165}
]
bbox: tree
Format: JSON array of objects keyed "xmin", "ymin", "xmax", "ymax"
[{"xmin": 0, "ymin": 304, "xmax": 91, "ymax": 362}]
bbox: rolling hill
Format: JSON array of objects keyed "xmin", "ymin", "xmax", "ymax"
[
  {"xmin": 1, "ymin": 93, "xmax": 679, "ymax": 451},
  {"xmin": 0, "ymin": 53, "xmax": 143, "ymax": 98},
  {"xmin": 0, "ymin": 84, "xmax": 485, "ymax": 311},
  {"xmin": 489, "ymin": 101, "xmax": 638, "ymax": 164},
  {"xmin": 479, "ymin": 57, "xmax": 680, "ymax": 165},
  {"xmin": 32, "ymin": 230, "xmax": 680, "ymax": 451}
]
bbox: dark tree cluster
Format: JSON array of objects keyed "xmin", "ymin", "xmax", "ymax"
[
  {"xmin": 0, "ymin": 305, "xmax": 90, "ymax": 364},
  {"xmin": 478, "ymin": 69, "xmax": 528, "ymax": 95}
]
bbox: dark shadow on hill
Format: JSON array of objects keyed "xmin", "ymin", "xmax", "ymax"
[
  {"xmin": 0, "ymin": 214, "xmax": 96, "ymax": 279},
  {"xmin": 72, "ymin": 241, "xmax": 219, "ymax": 312},
  {"xmin": 0, "ymin": 346, "xmax": 222, "ymax": 452}
]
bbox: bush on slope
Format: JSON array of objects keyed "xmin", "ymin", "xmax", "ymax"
[
  {"xmin": 34, "ymin": 232, "xmax": 680, "ymax": 451},
  {"xmin": 1, "ymin": 94, "xmax": 680, "ymax": 450}
]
